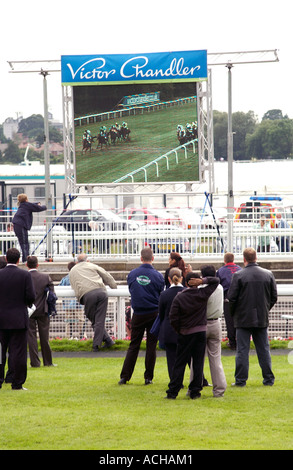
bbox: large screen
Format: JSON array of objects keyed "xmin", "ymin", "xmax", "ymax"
[{"xmin": 61, "ymin": 51, "xmax": 207, "ymax": 185}]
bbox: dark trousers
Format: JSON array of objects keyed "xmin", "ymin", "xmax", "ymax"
[
  {"xmin": 82, "ymin": 288, "xmax": 111, "ymax": 349},
  {"xmin": 13, "ymin": 224, "xmax": 29, "ymax": 263},
  {"xmin": 28, "ymin": 315, "xmax": 53, "ymax": 367},
  {"xmin": 235, "ymin": 327, "xmax": 275, "ymax": 385},
  {"xmin": 0, "ymin": 329, "xmax": 28, "ymax": 389},
  {"xmin": 165, "ymin": 342, "xmax": 191, "ymax": 381},
  {"xmin": 166, "ymin": 331, "xmax": 206, "ymax": 399},
  {"xmin": 224, "ymin": 300, "xmax": 236, "ymax": 348},
  {"xmin": 165, "ymin": 342, "xmax": 178, "ymax": 380},
  {"xmin": 120, "ymin": 312, "xmax": 158, "ymax": 381}
]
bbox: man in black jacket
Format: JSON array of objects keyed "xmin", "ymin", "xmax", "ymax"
[
  {"xmin": 227, "ymin": 247, "xmax": 277, "ymax": 387},
  {"xmin": 166, "ymin": 272, "xmax": 219, "ymax": 399},
  {"xmin": 0, "ymin": 248, "xmax": 35, "ymax": 390},
  {"xmin": 27, "ymin": 256, "xmax": 55, "ymax": 368}
]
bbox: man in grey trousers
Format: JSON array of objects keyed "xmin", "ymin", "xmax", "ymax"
[{"xmin": 69, "ymin": 254, "xmax": 117, "ymax": 351}]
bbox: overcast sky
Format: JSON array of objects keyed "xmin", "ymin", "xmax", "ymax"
[{"xmin": 0, "ymin": 0, "xmax": 291, "ymax": 124}]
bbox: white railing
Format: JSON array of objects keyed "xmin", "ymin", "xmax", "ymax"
[
  {"xmin": 1, "ymin": 224, "xmax": 293, "ymax": 260},
  {"xmin": 1, "ymin": 207, "xmax": 293, "ymax": 260},
  {"xmin": 74, "ymin": 96, "xmax": 196, "ymax": 127},
  {"xmin": 50, "ymin": 285, "xmax": 293, "ymax": 341},
  {"xmin": 113, "ymin": 139, "xmax": 198, "ymax": 183}
]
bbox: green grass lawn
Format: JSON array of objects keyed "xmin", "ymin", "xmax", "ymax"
[{"xmin": 0, "ymin": 353, "xmax": 292, "ymax": 450}]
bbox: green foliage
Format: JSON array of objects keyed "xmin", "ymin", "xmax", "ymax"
[
  {"xmin": 2, "ymin": 141, "xmax": 22, "ymax": 163},
  {"xmin": 47, "ymin": 338, "xmax": 290, "ymax": 352},
  {"xmin": 246, "ymin": 118, "xmax": 293, "ymax": 159},
  {"xmin": 213, "ymin": 110, "xmax": 228, "ymax": 159},
  {"xmin": 17, "ymin": 114, "xmax": 63, "ymax": 145},
  {"xmin": 0, "ymin": 125, "xmax": 9, "ymax": 143},
  {"xmin": 262, "ymin": 109, "xmax": 288, "ymax": 121},
  {"xmin": 18, "ymin": 114, "xmax": 44, "ymax": 135},
  {"xmin": 213, "ymin": 110, "xmax": 258, "ymax": 160},
  {"xmin": 213, "ymin": 109, "xmax": 293, "ymax": 160},
  {"xmin": 1, "ymin": 113, "xmax": 63, "ymax": 164}
]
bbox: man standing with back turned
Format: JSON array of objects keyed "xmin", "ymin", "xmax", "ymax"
[
  {"xmin": 0, "ymin": 248, "xmax": 35, "ymax": 390},
  {"xmin": 119, "ymin": 248, "xmax": 164, "ymax": 385},
  {"xmin": 217, "ymin": 252, "xmax": 241, "ymax": 350},
  {"xmin": 26, "ymin": 255, "xmax": 56, "ymax": 368},
  {"xmin": 227, "ymin": 247, "xmax": 277, "ymax": 387}
]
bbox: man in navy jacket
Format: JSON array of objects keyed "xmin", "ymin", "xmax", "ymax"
[
  {"xmin": 0, "ymin": 248, "xmax": 35, "ymax": 390},
  {"xmin": 119, "ymin": 248, "xmax": 164, "ymax": 385}
]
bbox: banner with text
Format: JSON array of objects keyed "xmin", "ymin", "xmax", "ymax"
[
  {"xmin": 62, "ymin": 51, "xmax": 206, "ymax": 185},
  {"xmin": 61, "ymin": 50, "xmax": 207, "ymax": 85}
]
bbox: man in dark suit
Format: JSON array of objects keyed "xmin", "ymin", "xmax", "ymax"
[
  {"xmin": 26, "ymin": 255, "xmax": 55, "ymax": 367},
  {"xmin": 0, "ymin": 248, "xmax": 35, "ymax": 390}
]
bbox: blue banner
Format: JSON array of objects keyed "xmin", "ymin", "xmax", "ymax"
[{"xmin": 61, "ymin": 50, "xmax": 207, "ymax": 85}]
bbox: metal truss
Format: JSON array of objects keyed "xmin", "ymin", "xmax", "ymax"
[
  {"xmin": 207, "ymin": 49, "xmax": 279, "ymax": 66},
  {"xmin": 196, "ymin": 68, "xmax": 214, "ymax": 193},
  {"xmin": 62, "ymin": 86, "xmax": 76, "ymax": 195}
]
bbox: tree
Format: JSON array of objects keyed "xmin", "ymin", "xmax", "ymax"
[
  {"xmin": 246, "ymin": 118, "xmax": 293, "ymax": 159},
  {"xmin": 232, "ymin": 111, "xmax": 257, "ymax": 160},
  {"xmin": 213, "ymin": 110, "xmax": 258, "ymax": 160},
  {"xmin": 0, "ymin": 125, "xmax": 9, "ymax": 143},
  {"xmin": 18, "ymin": 114, "xmax": 44, "ymax": 135},
  {"xmin": 262, "ymin": 109, "xmax": 287, "ymax": 121},
  {"xmin": 3, "ymin": 141, "xmax": 22, "ymax": 163},
  {"xmin": 213, "ymin": 110, "xmax": 228, "ymax": 159},
  {"xmin": 17, "ymin": 114, "xmax": 63, "ymax": 144}
]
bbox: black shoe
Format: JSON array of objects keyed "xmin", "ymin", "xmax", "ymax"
[
  {"xmin": 145, "ymin": 379, "xmax": 153, "ymax": 385},
  {"xmin": 164, "ymin": 395, "xmax": 176, "ymax": 399},
  {"xmin": 203, "ymin": 381, "xmax": 212, "ymax": 387},
  {"xmin": 231, "ymin": 382, "xmax": 246, "ymax": 387},
  {"xmin": 190, "ymin": 393, "xmax": 201, "ymax": 399},
  {"xmin": 92, "ymin": 347, "xmax": 100, "ymax": 352},
  {"xmin": 118, "ymin": 378, "xmax": 127, "ymax": 385}
]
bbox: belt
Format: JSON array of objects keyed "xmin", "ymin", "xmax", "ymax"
[{"xmin": 207, "ymin": 318, "xmax": 220, "ymax": 321}]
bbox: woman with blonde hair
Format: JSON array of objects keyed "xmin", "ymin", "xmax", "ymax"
[{"xmin": 12, "ymin": 194, "xmax": 46, "ymax": 262}]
